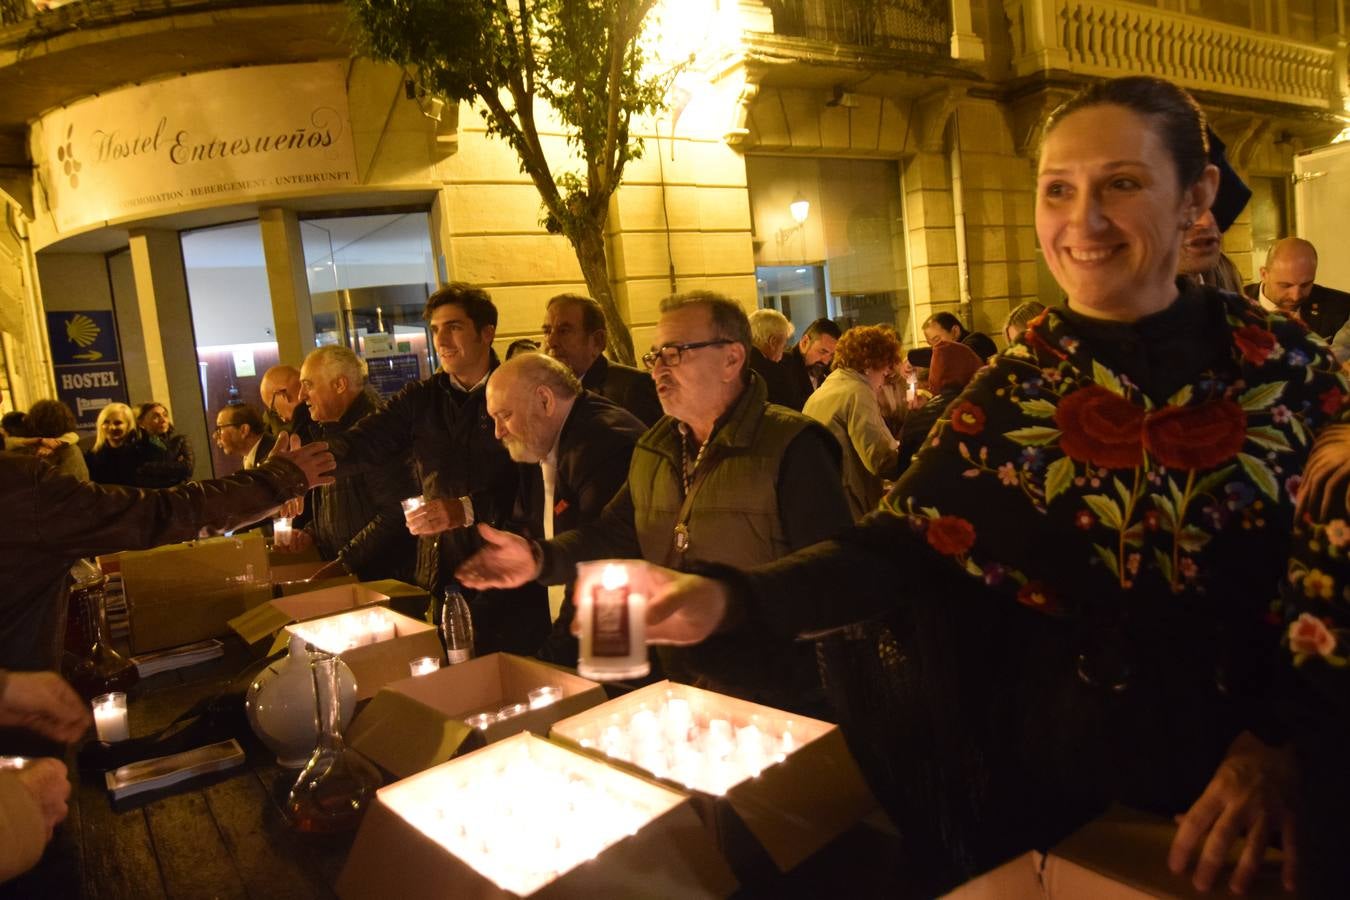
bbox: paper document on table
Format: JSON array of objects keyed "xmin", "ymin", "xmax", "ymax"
[{"xmin": 131, "ymin": 639, "xmax": 224, "ymax": 677}]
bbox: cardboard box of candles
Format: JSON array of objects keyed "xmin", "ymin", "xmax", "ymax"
[
  {"xmin": 114, "ymin": 533, "xmax": 272, "ymax": 653},
  {"xmin": 346, "ymin": 653, "xmax": 608, "ymax": 778},
  {"xmin": 229, "ymin": 582, "xmax": 441, "ymax": 700},
  {"xmin": 549, "ymin": 681, "xmax": 877, "ymax": 876},
  {"xmin": 336, "ymin": 732, "xmax": 737, "ymax": 899}
]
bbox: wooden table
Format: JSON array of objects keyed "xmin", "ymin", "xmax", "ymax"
[{"xmin": 0, "ymin": 641, "xmax": 917, "ymax": 900}]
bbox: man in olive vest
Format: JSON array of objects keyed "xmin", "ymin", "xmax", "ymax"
[{"xmin": 458, "ymin": 291, "xmax": 852, "ymax": 714}]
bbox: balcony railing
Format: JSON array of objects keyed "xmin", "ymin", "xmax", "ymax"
[
  {"xmin": 1005, "ymin": 0, "xmax": 1344, "ymax": 108},
  {"xmin": 764, "ymin": 0, "xmax": 949, "ymax": 54}
]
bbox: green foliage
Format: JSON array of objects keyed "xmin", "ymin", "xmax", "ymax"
[{"xmin": 348, "ymin": 0, "xmax": 664, "ymax": 240}]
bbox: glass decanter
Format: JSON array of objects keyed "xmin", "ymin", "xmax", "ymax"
[
  {"xmin": 64, "ymin": 559, "xmax": 139, "ymax": 701},
  {"xmin": 284, "ymin": 645, "xmax": 381, "ymax": 833}
]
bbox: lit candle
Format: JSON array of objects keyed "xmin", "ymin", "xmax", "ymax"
[
  {"xmin": 409, "ymin": 656, "xmax": 441, "ymax": 677},
  {"xmin": 92, "ymin": 692, "xmax": 130, "ymax": 743},
  {"xmin": 574, "ymin": 560, "xmax": 649, "ymax": 681},
  {"xmin": 527, "ymin": 686, "xmax": 561, "ymax": 709},
  {"xmin": 905, "ymin": 374, "xmax": 918, "ymax": 404},
  {"xmin": 496, "ymin": 703, "xmax": 529, "ymax": 721},
  {"xmin": 271, "ymin": 516, "xmax": 293, "ymax": 546},
  {"xmin": 464, "ymin": 712, "xmax": 495, "ymax": 731},
  {"xmin": 0, "ymin": 756, "xmax": 28, "ymax": 771},
  {"xmin": 368, "ymin": 611, "xmax": 397, "ymax": 644},
  {"xmin": 400, "ymin": 495, "xmax": 426, "ymax": 521}
]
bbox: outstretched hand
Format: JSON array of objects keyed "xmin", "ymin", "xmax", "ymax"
[
  {"xmin": 0, "ymin": 671, "xmax": 90, "ymax": 744},
  {"xmin": 644, "ymin": 568, "xmax": 730, "ymax": 646},
  {"xmin": 267, "ymin": 432, "xmax": 335, "ymax": 491},
  {"xmin": 456, "ymin": 524, "xmax": 538, "ymax": 589},
  {"xmin": 1167, "ymin": 731, "xmax": 1297, "ymax": 894}
]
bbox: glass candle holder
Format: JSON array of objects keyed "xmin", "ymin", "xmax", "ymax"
[
  {"xmin": 0, "ymin": 756, "xmax": 29, "ymax": 771},
  {"xmin": 92, "ymin": 691, "xmax": 130, "ymax": 742},
  {"xmin": 464, "ymin": 713, "xmax": 495, "ymax": 731},
  {"xmin": 527, "ymin": 686, "xmax": 561, "ymax": 709},
  {"xmin": 272, "ymin": 517, "xmax": 293, "ymax": 546},
  {"xmin": 574, "ymin": 560, "xmax": 650, "ymax": 681},
  {"xmin": 409, "ymin": 656, "xmax": 441, "ymax": 677},
  {"xmin": 495, "ymin": 703, "xmax": 529, "ymax": 721},
  {"xmin": 400, "ymin": 496, "xmax": 426, "ymax": 524}
]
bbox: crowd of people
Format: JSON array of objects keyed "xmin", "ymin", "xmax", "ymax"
[{"xmin": 3, "ymin": 74, "xmax": 1350, "ymax": 893}]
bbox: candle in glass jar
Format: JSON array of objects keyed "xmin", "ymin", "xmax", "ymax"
[
  {"xmin": 575, "ymin": 561, "xmax": 650, "ymax": 681},
  {"xmin": 368, "ymin": 611, "xmax": 397, "ymax": 644},
  {"xmin": 496, "ymin": 703, "xmax": 529, "ymax": 721},
  {"xmin": 409, "ymin": 656, "xmax": 441, "ymax": 677},
  {"xmin": 905, "ymin": 375, "xmax": 918, "ymax": 404},
  {"xmin": 464, "ymin": 713, "xmax": 495, "ymax": 731},
  {"xmin": 92, "ymin": 692, "xmax": 130, "ymax": 742},
  {"xmin": 272, "ymin": 516, "xmax": 293, "ymax": 544},
  {"xmin": 526, "ymin": 686, "xmax": 561, "ymax": 709}
]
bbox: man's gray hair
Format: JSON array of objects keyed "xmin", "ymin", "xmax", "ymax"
[
  {"xmin": 306, "ymin": 345, "xmax": 368, "ymax": 387},
  {"xmin": 658, "ymin": 291, "xmax": 752, "ymax": 374},
  {"xmin": 503, "ymin": 349, "xmax": 582, "ymax": 399},
  {"xmin": 748, "ymin": 308, "xmax": 794, "ymax": 351}
]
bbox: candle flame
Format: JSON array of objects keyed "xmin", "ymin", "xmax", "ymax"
[{"xmin": 599, "ymin": 563, "xmax": 628, "ymax": 591}]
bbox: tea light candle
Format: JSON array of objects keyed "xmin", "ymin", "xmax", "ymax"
[
  {"xmin": 92, "ymin": 692, "xmax": 130, "ymax": 743},
  {"xmin": 464, "ymin": 713, "xmax": 495, "ymax": 731},
  {"xmin": 368, "ymin": 611, "xmax": 397, "ymax": 644},
  {"xmin": 0, "ymin": 756, "xmax": 28, "ymax": 771},
  {"xmin": 409, "ymin": 656, "xmax": 441, "ymax": 677},
  {"xmin": 496, "ymin": 703, "xmax": 529, "ymax": 721},
  {"xmin": 272, "ymin": 516, "xmax": 293, "ymax": 543},
  {"xmin": 527, "ymin": 686, "xmax": 561, "ymax": 709},
  {"xmin": 400, "ymin": 495, "xmax": 426, "ymax": 517},
  {"xmin": 905, "ymin": 374, "xmax": 918, "ymax": 403}
]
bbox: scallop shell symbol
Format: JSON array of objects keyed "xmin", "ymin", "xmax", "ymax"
[{"xmin": 65, "ymin": 313, "xmax": 100, "ymax": 348}]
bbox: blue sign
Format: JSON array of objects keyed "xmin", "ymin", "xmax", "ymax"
[
  {"xmin": 46, "ymin": 310, "xmax": 129, "ymax": 430},
  {"xmin": 366, "ymin": 353, "xmax": 422, "ymax": 398},
  {"xmin": 46, "ymin": 310, "xmax": 122, "ymax": 365}
]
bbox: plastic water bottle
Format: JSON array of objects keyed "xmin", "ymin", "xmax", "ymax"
[{"xmin": 440, "ymin": 590, "xmax": 475, "ymax": 665}]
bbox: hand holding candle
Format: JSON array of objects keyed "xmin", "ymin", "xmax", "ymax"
[{"xmin": 573, "ymin": 560, "xmax": 650, "ymax": 681}]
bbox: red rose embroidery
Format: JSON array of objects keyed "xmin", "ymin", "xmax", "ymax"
[
  {"xmin": 1289, "ymin": 612, "xmax": 1337, "ymax": 657},
  {"xmin": 1143, "ymin": 399, "xmax": 1247, "ymax": 470},
  {"xmin": 925, "ymin": 515, "xmax": 976, "ymax": 556},
  {"xmin": 1320, "ymin": 388, "xmax": 1347, "ymax": 416},
  {"xmin": 1233, "ymin": 325, "xmax": 1277, "ymax": 365},
  {"xmin": 949, "ymin": 401, "xmax": 986, "ymax": 435},
  {"xmin": 1053, "ymin": 385, "xmax": 1145, "ymax": 469}
]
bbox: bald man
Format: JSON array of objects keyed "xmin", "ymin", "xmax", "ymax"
[
  {"xmin": 1243, "ymin": 238, "xmax": 1350, "ymax": 340},
  {"xmin": 484, "ymin": 352, "xmax": 646, "ymax": 664},
  {"xmin": 259, "ymin": 364, "xmax": 316, "ymax": 441}
]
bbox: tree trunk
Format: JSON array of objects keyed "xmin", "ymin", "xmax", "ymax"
[{"xmin": 572, "ymin": 220, "xmax": 637, "ymax": 366}]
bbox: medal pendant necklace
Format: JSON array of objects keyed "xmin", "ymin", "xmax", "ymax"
[{"xmin": 675, "ymin": 425, "xmax": 712, "ymax": 555}]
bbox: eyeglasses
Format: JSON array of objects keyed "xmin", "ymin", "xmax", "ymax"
[
  {"xmin": 212, "ymin": 423, "xmax": 242, "ymax": 436},
  {"xmin": 641, "ymin": 339, "xmax": 734, "ymax": 369}
]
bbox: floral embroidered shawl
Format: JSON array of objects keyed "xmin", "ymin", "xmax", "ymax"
[{"xmin": 883, "ymin": 287, "xmax": 1350, "ymax": 631}]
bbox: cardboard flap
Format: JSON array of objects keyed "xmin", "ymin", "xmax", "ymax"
[
  {"xmin": 230, "ymin": 603, "xmax": 297, "ymax": 646},
  {"xmin": 722, "ymin": 726, "xmax": 876, "ymax": 872},
  {"xmin": 346, "ymin": 690, "xmax": 472, "ymax": 779}
]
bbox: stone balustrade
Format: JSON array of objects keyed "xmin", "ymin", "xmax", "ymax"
[{"xmin": 1006, "ymin": 0, "xmax": 1345, "ymax": 109}]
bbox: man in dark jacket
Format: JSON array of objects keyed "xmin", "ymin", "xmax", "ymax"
[
  {"xmin": 0, "ymin": 438, "xmax": 334, "ymax": 673},
  {"xmin": 323, "ymin": 283, "xmax": 548, "ymax": 655},
  {"xmin": 542, "ymin": 293, "xmax": 663, "ymax": 426},
  {"xmin": 1243, "ymin": 237, "xmax": 1350, "ymax": 340},
  {"xmin": 775, "ymin": 317, "xmax": 841, "ymax": 410},
  {"xmin": 485, "ymin": 352, "xmax": 646, "ymax": 665},
  {"xmin": 460, "ymin": 291, "xmax": 852, "ymax": 714},
  {"xmin": 281, "ymin": 346, "xmax": 418, "ymax": 588}
]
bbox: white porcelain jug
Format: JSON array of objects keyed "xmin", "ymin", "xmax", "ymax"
[{"xmin": 245, "ymin": 634, "xmax": 358, "ymax": 767}]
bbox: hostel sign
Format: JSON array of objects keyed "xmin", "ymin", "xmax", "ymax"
[
  {"xmin": 45, "ymin": 310, "xmax": 129, "ymax": 431},
  {"xmin": 35, "ymin": 62, "xmax": 360, "ymax": 234}
]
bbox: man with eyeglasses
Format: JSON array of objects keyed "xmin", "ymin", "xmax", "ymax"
[
  {"xmin": 213, "ymin": 404, "xmax": 274, "ymax": 470},
  {"xmin": 458, "ymin": 290, "xmax": 852, "ymax": 714},
  {"xmin": 542, "ymin": 293, "xmax": 662, "ymax": 426},
  {"xmin": 259, "ymin": 365, "xmax": 317, "ymax": 442}
]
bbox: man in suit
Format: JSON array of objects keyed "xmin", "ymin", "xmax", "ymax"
[
  {"xmin": 775, "ymin": 316, "xmax": 841, "ymax": 410},
  {"xmin": 213, "ymin": 403, "xmax": 275, "ymax": 470},
  {"xmin": 485, "ymin": 351, "xmax": 646, "ymax": 664},
  {"xmin": 1244, "ymin": 237, "xmax": 1350, "ymax": 341},
  {"xmin": 542, "ymin": 293, "xmax": 663, "ymax": 426}
]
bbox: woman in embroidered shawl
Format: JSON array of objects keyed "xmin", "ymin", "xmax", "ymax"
[{"xmin": 643, "ymin": 77, "xmax": 1350, "ymax": 895}]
